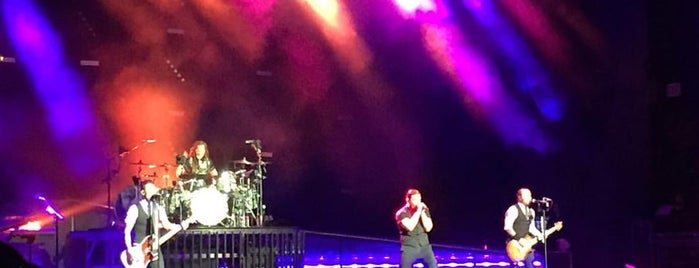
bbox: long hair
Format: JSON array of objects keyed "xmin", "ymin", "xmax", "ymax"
[
  {"xmin": 188, "ymin": 140, "xmax": 210, "ymax": 172},
  {"xmin": 188, "ymin": 140, "xmax": 210, "ymax": 160}
]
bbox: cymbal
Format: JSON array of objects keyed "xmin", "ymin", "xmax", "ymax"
[
  {"xmin": 129, "ymin": 160, "xmax": 155, "ymax": 166},
  {"xmin": 231, "ymin": 158, "xmax": 255, "ymax": 165},
  {"xmin": 128, "ymin": 161, "xmax": 173, "ymax": 168},
  {"xmin": 231, "ymin": 158, "xmax": 271, "ymax": 166}
]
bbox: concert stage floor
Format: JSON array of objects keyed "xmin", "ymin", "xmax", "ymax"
[{"xmin": 10, "ymin": 226, "xmax": 545, "ymax": 267}]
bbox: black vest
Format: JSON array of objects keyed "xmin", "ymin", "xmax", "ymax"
[
  {"xmin": 512, "ymin": 204, "xmax": 533, "ymax": 239},
  {"xmin": 133, "ymin": 203, "xmax": 153, "ymax": 243}
]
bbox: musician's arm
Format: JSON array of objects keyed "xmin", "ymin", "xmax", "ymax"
[
  {"xmin": 398, "ymin": 209, "xmax": 421, "ymax": 232},
  {"xmin": 177, "ymin": 157, "xmax": 193, "ymax": 178},
  {"xmin": 124, "ymin": 205, "xmax": 138, "ymax": 248},
  {"xmin": 503, "ymin": 206, "xmax": 518, "ymax": 238},
  {"xmin": 158, "ymin": 206, "xmax": 178, "ymax": 230},
  {"xmin": 209, "ymin": 166, "xmax": 218, "ymax": 177},
  {"xmin": 175, "ymin": 165, "xmax": 185, "ymax": 177},
  {"xmin": 421, "ymin": 209, "xmax": 433, "ymax": 232}
]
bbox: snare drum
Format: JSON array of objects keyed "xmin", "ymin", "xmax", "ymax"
[{"xmin": 190, "ymin": 186, "xmax": 228, "ymax": 226}]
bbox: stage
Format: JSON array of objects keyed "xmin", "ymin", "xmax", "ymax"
[{"xmin": 4, "ymin": 226, "xmax": 555, "ymax": 268}]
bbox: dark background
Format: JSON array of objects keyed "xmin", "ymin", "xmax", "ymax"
[{"xmin": 1, "ymin": 0, "xmax": 698, "ymax": 267}]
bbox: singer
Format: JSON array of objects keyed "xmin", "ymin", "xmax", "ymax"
[{"xmin": 395, "ymin": 189, "xmax": 437, "ymax": 268}]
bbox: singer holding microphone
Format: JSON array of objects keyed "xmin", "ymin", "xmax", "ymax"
[{"xmin": 395, "ymin": 189, "xmax": 437, "ymax": 268}]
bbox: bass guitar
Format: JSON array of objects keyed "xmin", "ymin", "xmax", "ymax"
[{"xmin": 120, "ymin": 218, "xmax": 195, "ymax": 268}]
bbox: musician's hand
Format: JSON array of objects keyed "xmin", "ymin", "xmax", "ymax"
[
  {"xmin": 181, "ymin": 221, "xmax": 190, "ymax": 230},
  {"xmin": 176, "ymin": 165, "xmax": 185, "ymax": 177},
  {"xmin": 554, "ymin": 221, "xmax": 563, "ymax": 231},
  {"xmin": 127, "ymin": 245, "xmax": 141, "ymax": 261},
  {"xmin": 420, "ymin": 202, "xmax": 429, "ymax": 211}
]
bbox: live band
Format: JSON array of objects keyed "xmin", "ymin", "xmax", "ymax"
[{"xmin": 120, "ymin": 140, "xmax": 564, "ymax": 268}]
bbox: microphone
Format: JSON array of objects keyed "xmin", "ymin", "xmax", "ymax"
[
  {"xmin": 142, "ymin": 139, "xmax": 157, "ymax": 143},
  {"xmin": 420, "ymin": 202, "xmax": 429, "ymax": 211},
  {"xmin": 532, "ymin": 197, "xmax": 553, "ymax": 203},
  {"xmin": 245, "ymin": 139, "xmax": 260, "ymax": 145}
]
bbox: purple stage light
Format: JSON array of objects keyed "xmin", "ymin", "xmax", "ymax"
[
  {"xmin": 3, "ymin": 0, "xmax": 106, "ymax": 177},
  {"xmin": 3, "ymin": 0, "xmax": 93, "ymax": 137},
  {"xmin": 461, "ymin": 0, "xmax": 564, "ymax": 122}
]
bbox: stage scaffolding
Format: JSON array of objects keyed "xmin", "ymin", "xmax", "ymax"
[{"xmin": 161, "ymin": 227, "xmax": 305, "ymax": 268}]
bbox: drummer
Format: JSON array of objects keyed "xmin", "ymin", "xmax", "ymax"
[{"xmin": 176, "ymin": 140, "xmax": 219, "ymax": 191}]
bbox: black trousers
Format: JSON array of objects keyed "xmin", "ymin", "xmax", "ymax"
[{"xmin": 400, "ymin": 244, "xmax": 437, "ymax": 268}]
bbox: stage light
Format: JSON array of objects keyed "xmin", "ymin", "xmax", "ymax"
[
  {"xmin": 18, "ymin": 221, "xmax": 42, "ymax": 231},
  {"xmin": 395, "ymin": 0, "xmax": 436, "ymax": 12},
  {"xmin": 79, "ymin": 59, "xmax": 100, "ymax": 66},
  {"xmin": 306, "ymin": 0, "xmax": 340, "ymax": 27},
  {"xmin": 0, "ymin": 55, "xmax": 16, "ymax": 63}
]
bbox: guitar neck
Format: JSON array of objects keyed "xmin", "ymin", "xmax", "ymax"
[
  {"xmin": 157, "ymin": 219, "xmax": 192, "ymax": 246},
  {"xmin": 543, "ymin": 222, "xmax": 562, "ymax": 238},
  {"xmin": 157, "ymin": 227, "xmax": 181, "ymax": 246}
]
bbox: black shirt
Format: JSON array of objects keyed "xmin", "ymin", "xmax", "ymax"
[{"xmin": 395, "ymin": 205, "xmax": 431, "ymax": 249}]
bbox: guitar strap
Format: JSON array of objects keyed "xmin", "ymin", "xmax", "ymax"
[{"xmin": 150, "ymin": 200, "xmax": 160, "ymax": 254}]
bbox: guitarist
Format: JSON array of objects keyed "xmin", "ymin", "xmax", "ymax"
[
  {"xmin": 503, "ymin": 188, "xmax": 546, "ymax": 268},
  {"xmin": 123, "ymin": 180, "xmax": 183, "ymax": 268}
]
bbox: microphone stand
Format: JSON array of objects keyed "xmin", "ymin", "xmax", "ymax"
[
  {"xmin": 250, "ymin": 140, "xmax": 266, "ymax": 227},
  {"xmin": 537, "ymin": 200, "xmax": 552, "ymax": 268},
  {"xmin": 109, "ymin": 141, "xmax": 153, "ymax": 227},
  {"xmin": 37, "ymin": 196, "xmax": 65, "ymax": 267},
  {"xmin": 104, "ymin": 150, "xmax": 122, "ymax": 227}
]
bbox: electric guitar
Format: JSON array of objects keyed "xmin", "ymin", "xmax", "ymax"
[
  {"xmin": 120, "ymin": 218, "xmax": 196, "ymax": 268},
  {"xmin": 506, "ymin": 221, "xmax": 563, "ymax": 262}
]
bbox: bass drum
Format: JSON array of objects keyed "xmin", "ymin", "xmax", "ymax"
[{"xmin": 189, "ymin": 187, "xmax": 228, "ymax": 226}]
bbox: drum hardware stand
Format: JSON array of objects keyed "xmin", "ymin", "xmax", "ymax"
[
  {"xmin": 247, "ymin": 139, "xmax": 270, "ymax": 227},
  {"xmin": 162, "ymin": 164, "xmax": 171, "ymax": 188},
  {"xmin": 176, "ymin": 180, "xmax": 186, "ymax": 223},
  {"xmin": 105, "ymin": 140, "xmax": 155, "ymax": 227}
]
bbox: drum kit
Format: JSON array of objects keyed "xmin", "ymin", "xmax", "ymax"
[
  {"xmin": 113, "ymin": 140, "xmax": 271, "ymax": 228},
  {"xmin": 156, "ymin": 162, "xmax": 265, "ymax": 228}
]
